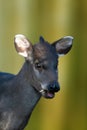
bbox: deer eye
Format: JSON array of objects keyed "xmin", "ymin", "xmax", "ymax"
[
  {"xmin": 34, "ymin": 59, "xmax": 48, "ymax": 71},
  {"xmin": 35, "ymin": 62, "xmax": 42, "ymax": 70},
  {"xmin": 35, "ymin": 62, "xmax": 48, "ymax": 71}
]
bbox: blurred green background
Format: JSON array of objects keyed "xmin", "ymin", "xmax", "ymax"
[{"xmin": 0, "ymin": 0, "xmax": 87, "ymax": 130}]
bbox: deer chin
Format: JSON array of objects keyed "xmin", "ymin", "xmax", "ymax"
[{"xmin": 39, "ymin": 89, "xmax": 55, "ymax": 99}]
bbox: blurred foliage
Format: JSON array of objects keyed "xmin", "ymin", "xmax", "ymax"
[{"xmin": 0, "ymin": 0, "xmax": 87, "ymax": 130}]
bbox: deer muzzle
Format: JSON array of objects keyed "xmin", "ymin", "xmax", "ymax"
[{"xmin": 40, "ymin": 81, "xmax": 60, "ymax": 99}]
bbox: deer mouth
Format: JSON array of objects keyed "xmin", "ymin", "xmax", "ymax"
[
  {"xmin": 39, "ymin": 89, "xmax": 55, "ymax": 99},
  {"xmin": 39, "ymin": 81, "xmax": 60, "ymax": 98}
]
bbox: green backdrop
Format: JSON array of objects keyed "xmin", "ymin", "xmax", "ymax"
[{"xmin": 0, "ymin": 0, "xmax": 87, "ymax": 130}]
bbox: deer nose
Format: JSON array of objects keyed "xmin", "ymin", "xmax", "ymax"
[{"xmin": 48, "ymin": 81, "xmax": 60, "ymax": 92}]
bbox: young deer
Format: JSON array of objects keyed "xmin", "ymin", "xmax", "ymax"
[{"xmin": 0, "ymin": 34, "xmax": 73, "ymax": 130}]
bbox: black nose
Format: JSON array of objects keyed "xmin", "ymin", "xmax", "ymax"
[{"xmin": 48, "ymin": 81, "xmax": 60, "ymax": 92}]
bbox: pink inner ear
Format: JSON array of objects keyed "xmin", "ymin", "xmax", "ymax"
[
  {"xmin": 58, "ymin": 45, "xmax": 72, "ymax": 56},
  {"xmin": 14, "ymin": 34, "xmax": 32, "ymax": 57},
  {"xmin": 15, "ymin": 35, "xmax": 30, "ymax": 48},
  {"xmin": 53, "ymin": 36, "xmax": 73, "ymax": 56}
]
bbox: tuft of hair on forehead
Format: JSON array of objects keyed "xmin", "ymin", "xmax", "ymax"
[
  {"xmin": 33, "ymin": 39, "xmax": 57, "ymax": 60},
  {"xmin": 39, "ymin": 36, "xmax": 45, "ymax": 43}
]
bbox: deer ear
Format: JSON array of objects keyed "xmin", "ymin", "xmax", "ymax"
[
  {"xmin": 52, "ymin": 36, "xmax": 73, "ymax": 56},
  {"xmin": 14, "ymin": 34, "xmax": 33, "ymax": 58}
]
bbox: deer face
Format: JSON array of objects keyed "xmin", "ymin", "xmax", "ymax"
[{"xmin": 14, "ymin": 35, "xmax": 73, "ymax": 99}]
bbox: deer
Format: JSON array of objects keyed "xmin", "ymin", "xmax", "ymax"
[{"xmin": 0, "ymin": 34, "xmax": 73, "ymax": 130}]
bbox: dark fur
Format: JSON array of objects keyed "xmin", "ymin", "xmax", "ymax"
[{"xmin": 0, "ymin": 35, "xmax": 73, "ymax": 130}]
